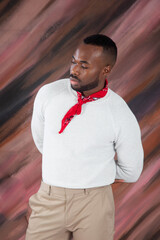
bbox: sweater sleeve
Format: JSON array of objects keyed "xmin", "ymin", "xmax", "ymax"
[
  {"xmin": 31, "ymin": 86, "xmax": 45, "ymax": 154},
  {"xmin": 114, "ymin": 100, "xmax": 144, "ymax": 183}
]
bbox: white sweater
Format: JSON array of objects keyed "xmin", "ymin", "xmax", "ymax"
[{"xmin": 31, "ymin": 78, "xmax": 144, "ymax": 188}]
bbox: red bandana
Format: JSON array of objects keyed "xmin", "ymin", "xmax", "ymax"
[{"xmin": 59, "ymin": 78, "xmax": 108, "ymax": 134}]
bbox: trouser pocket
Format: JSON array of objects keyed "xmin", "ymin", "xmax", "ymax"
[{"xmin": 29, "ymin": 185, "xmax": 51, "ymax": 216}]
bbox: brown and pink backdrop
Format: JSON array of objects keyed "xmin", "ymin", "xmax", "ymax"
[{"xmin": 0, "ymin": 0, "xmax": 159, "ymax": 239}]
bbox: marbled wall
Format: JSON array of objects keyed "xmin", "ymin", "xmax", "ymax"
[{"xmin": 0, "ymin": 0, "xmax": 159, "ymax": 239}]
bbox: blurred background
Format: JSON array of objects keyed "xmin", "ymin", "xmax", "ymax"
[{"xmin": 0, "ymin": 0, "xmax": 159, "ymax": 239}]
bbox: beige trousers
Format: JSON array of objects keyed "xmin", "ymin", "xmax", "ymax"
[{"xmin": 25, "ymin": 180, "xmax": 115, "ymax": 240}]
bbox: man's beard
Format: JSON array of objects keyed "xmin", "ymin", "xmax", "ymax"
[{"xmin": 71, "ymin": 78, "xmax": 99, "ymax": 93}]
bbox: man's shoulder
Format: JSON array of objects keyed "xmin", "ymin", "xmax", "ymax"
[
  {"xmin": 37, "ymin": 78, "xmax": 69, "ymax": 97},
  {"xmin": 108, "ymin": 88, "xmax": 127, "ymax": 107},
  {"xmin": 108, "ymin": 88, "xmax": 137, "ymax": 121},
  {"xmin": 41, "ymin": 78, "xmax": 69, "ymax": 92},
  {"xmin": 34, "ymin": 78, "xmax": 69, "ymax": 105}
]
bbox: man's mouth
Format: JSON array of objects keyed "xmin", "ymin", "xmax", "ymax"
[{"xmin": 70, "ymin": 77, "xmax": 79, "ymax": 82}]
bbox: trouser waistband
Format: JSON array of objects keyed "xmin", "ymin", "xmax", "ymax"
[{"xmin": 39, "ymin": 180, "xmax": 111, "ymax": 196}]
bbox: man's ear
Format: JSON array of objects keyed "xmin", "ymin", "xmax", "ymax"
[{"xmin": 103, "ymin": 65, "xmax": 112, "ymax": 76}]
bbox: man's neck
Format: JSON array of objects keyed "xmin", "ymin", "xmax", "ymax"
[{"xmin": 82, "ymin": 80, "xmax": 106, "ymax": 97}]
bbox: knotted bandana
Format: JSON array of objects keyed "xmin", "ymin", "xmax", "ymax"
[{"xmin": 59, "ymin": 78, "xmax": 108, "ymax": 134}]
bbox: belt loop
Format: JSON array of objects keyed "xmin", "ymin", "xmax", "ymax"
[
  {"xmin": 84, "ymin": 189, "xmax": 89, "ymax": 195},
  {"xmin": 48, "ymin": 185, "xmax": 51, "ymax": 195}
]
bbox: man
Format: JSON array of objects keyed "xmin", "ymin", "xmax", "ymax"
[{"xmin": 25, "ymin": 34, "xmax": 144, "ymax": 240}]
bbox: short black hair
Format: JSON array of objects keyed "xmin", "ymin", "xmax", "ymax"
[{"xmin": 83, "ymin": 34, "xmax": 117, "ymax": 67}]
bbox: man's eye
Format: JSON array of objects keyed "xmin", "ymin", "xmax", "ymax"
[{"xmin": 81, "ymin": 66, "xmax": 88, "ymax": 69}]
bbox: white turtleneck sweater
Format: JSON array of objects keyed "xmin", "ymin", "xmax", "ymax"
[{"xmin": 31, "ymin": 78, "xmax": 144, "ymax": 188}]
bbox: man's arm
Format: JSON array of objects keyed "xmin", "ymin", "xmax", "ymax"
[
  {"xmin": 31, "ymin": 87, "xmax": 45, "ymax": 154},
  {"xmin": 114, "ymin": 103, "xmax": 144, "ymax": 183}
]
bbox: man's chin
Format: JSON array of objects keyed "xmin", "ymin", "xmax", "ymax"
[{"xmin": 70, "ymin": 84, "xmax": 79, "ymax": 92}]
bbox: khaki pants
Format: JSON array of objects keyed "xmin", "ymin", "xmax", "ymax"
[{"xmin": 25, "ymin": 180, "xmax": 115, "ymax": 240}]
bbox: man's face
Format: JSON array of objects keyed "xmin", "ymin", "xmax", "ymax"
[{"xmin": 70, "ymin": 43, "xmax": 108, "ymax": 96}]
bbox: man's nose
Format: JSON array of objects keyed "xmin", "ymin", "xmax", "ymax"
[{"xmin": 71, "ymin": 64, "xmax": 80, "ymax": 76}]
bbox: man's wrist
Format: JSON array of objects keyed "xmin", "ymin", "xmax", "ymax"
[{"xmin": 114, "ymin": 179, "xmax": 124, "ymax": 183}]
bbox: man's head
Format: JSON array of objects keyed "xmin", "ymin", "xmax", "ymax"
[{"xmin": 70, "ymin": 34, "xmax": 117, "ymax": 96}]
